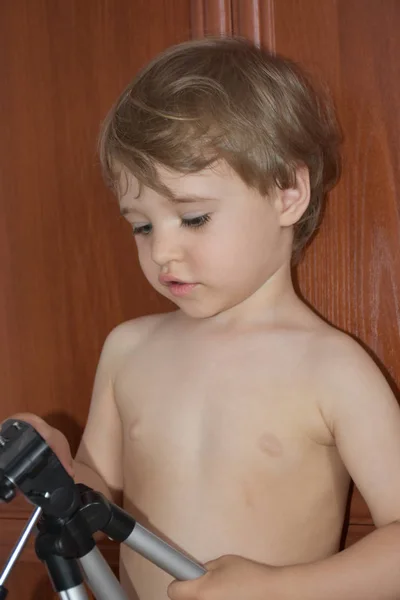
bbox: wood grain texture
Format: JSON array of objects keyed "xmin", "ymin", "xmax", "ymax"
[
  {"xmin": 345, "ymin": 524, "xmax": 375, "ymax": 547},
  {"xmin": 273, "ymin": 0, "xmax": 400, "ymax": 387},
  {"xmin": 190, "ymin": 0, "xmax": 233, "ymax": 37},
  {"xmin": 0, "ymin": 0, "xmax": 185, "ymax": 441},
  {"xmin": 0, "ymin": 1, "xmax": 189, "ymax": 596},
  {"xmin": 1, "ymin": 2, "xmax": 400, "ymax": 593},
  {"xmin": 0, "ymin": 551, "xmax": 115, "ymax": 599},
  {"xmin": 225, "ymin": 0, "xmax": 400, "ymax": 535},
  {"xmin": 0, "ymin": 515, "xmax": 119, "ymax": 565},
  {"xmin": 269, "ymin": 0, "xmax": 400, "ymax": 527},
  {"xmin": 232, "ymin": 0, "xmax": 276, "ymax": 50}
]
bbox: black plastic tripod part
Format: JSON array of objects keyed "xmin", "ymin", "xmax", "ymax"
[
  {"xmin": 0, "ymin": 419, "xmax": 206, "ymax": 589},
  {"xmin": 35, "ymin": 508, "xmax": 97, "ymax": 561},
  {"xmin": 0, "ymin": 585, "xmax": 8, "ymax": 600},
  {"xmin": 0, "ymin": 420, "xmax": 80, "ymax": 519},
  {"xmin": 31, "ymin": 485, "xmax": 133, "ymax": 563},
  {"xmin": 77, "ymin": 486, "xmax": 135, "ymax": 542},
  {"xmin": 43, "ymin": 555, "xmax": 84, "ymax": 593}
]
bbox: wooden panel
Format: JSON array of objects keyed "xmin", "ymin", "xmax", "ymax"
[
  {"xmin": 345, "ymin": 524, "xmax": 375, "ymax": 548},
  {"xmin": 0, "ymin": 513, "xmax": 119, "ymax": 566},
  {"xmin": 0, "ymin": 0, "xmax": 188, "ymax": 472},
  {"xmin": 0, "ymin": 516, "xmax": 119, "ymax": 599},
  {"xmin": 190, "ymin": 0, "xmax": 277, "ymax": 50},
  {"xmin": 190, "ymin": 0, "xmax": 233, "ymax": 36},
  {"xmin": 273, "ymin": 0, "xmax": 400, "ymax": 387},
  {"xmin": 232, "ymin": 0, "xmax": 276, "ymax": 50},
  {"xmin": 231, "ymin": 0, "xmax": 400, "ymax": 538},
  {"xmin": 0, "ymin": 0, "xmax": 188, "ymax": 433},
  {"xmin": 0, "ymin": 1, "xmax": 191, "ymax": 596},
  {"xmin": 2, "ymin": 557, "xmax": 116, "ymax": 599},
  {"xmin": 2, "ymin": 1, "xmax": 399, "ymax": 591},
  {"xmin": 274, "ymin": 0, "xmax": 400, "ymax": 527},
  {"xmin": 2, "ymin": 562, "xmax": 59, "ymax": 600}
]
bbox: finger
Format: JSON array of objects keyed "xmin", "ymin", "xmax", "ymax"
[
  {"xmin": 50, "ymin": 429, "xmax": 75, "ymax": 477},
  {"xmin": 6, "ymin": 413, "xmax": 51, "ymax": 439},
  {"xmin": 204, "ymin": 555, "xmax": 232, "ymax": 570},
  {"xmin": 7, "ymin": 414, "xmax": 74, "ymax": 477},
  {"xmin": 167, "ymin": 579, "xmax": 198, "ymax": 600},
  {"xmin": 204, "ymin": 558, "xmax": 220, "ymax": 571}
]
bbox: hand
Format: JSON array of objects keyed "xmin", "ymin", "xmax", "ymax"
[
  {"xmin": 168, "ymin": 555, "xmax": 283, "ymax": 600},
  {"xmin": 2, "ymin": 413, "xmax": 74, "ymax": 477}
]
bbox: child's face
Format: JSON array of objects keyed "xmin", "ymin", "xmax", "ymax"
[{"xmin": 119, "ymin": 161, "xmax": 293, "ymax": 319}]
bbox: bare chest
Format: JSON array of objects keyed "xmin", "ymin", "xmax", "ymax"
[
  {"xmin": 114, "ymin": 338, "xmax": 324, "ymax": 477},
  {"xmin": 115, "ymin": 330, "xmax": 349, "ymax": 578}
]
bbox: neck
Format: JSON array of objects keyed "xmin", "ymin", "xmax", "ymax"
[{"xmin": 180, "ymin": 261, "xmax": 299, "ymax": 331}]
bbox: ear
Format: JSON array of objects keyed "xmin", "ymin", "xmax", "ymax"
[{"xmin": 274, "ymin": 166, "xmax": 310, "ymax": 227}]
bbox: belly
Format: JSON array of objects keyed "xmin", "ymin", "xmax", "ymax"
[
  {"xmin": 118, "ymin": 388, "xmax": 349, "ymax": 600},
  {"xmin": 119, "ymin": 460, "xmax": 348, "ymax": 600}
]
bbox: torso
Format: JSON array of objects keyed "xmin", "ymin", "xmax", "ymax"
[{"xmin": 114, "ymin": 311, "xmax": 350, "ymax": 600}]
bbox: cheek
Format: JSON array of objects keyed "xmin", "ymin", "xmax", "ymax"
[
  {"xmin": 211, "ymin": 219, "xmax": 260, "ymax": 256},
  {"xmin": 188, "ymin": 229, "xmax": 246, "ymax": 278},
  {"xmin": 210, "ymin": 214, "xmax": 278, "ymax": 269},
  {"xmin": 188, "ymin": 231, "xmax": 231, "ymax": 269},
  {"xmin": 136, "ymin": 242, "xmax": 155, "ymax": 278}
]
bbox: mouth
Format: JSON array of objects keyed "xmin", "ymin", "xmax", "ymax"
[{"xmin": 159, "ymin": 278, "xmax": 198, "ymax": 298}]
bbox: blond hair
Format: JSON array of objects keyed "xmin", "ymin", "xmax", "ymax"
[{"xmin": 99, "ymin": 37, "xmax": 341, "ymax": 260}]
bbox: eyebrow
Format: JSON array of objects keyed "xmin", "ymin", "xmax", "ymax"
[
  {"xmin": 169, "ymin": 194, "xmax": 219, "ymax": 204},
  {"xmin": 120, "ymin": 194, "xmax": 219, "ymax": 215},
  {"xmin": 120, "ymin": 206, "xmax": 135, "ymax": 216}
]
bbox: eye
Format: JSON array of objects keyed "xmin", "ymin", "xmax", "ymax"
[
  {"xmin": 132, "ymin": 223, "xmax": 152, "ymax": 236},
  {"xmin": 181, "ymin": 214, "xmax": 211, "ymax": 229}
]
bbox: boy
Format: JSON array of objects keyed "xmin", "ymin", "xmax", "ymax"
[{"xmin": 9, "ymin": 37, "xmax": 400, "ymax": 600}]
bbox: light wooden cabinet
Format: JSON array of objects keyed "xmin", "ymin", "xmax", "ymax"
[{"xmin": 1, "ymin": 1, "xmax": 399, "ymax": 596}]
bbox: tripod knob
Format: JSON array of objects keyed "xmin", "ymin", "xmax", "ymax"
[{"xmin": 0, "ymin": 471, "xmax": 16, "ymax": 503}]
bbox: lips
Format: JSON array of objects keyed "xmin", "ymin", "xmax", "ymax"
[
  {"xmin": 159, "ymin": 274, "xmax": 187, "ymax": 286},
  {"xmin": 167, "ymin": 282, "xmax": 197, "ymax": 297},
  {"xmin": 158, "ymin": 275, "xmax": 197, "ymax": 298}
]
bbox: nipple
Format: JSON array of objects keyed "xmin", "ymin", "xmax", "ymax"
[
  {"xmin": 128, "ymin": 419, "xmax": 141, "ymax": 441},
  {"xmin": 258, "ymin": 432, "xmax": 283, "ymax": 457}
]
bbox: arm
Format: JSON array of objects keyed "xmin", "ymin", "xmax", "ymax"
[
  {"xmin": 74, "ymin": 316, "xmax": 162, "ymax": 503},
  {"xmin": 169, "ymin": 334, "xmax": 400, "ymax": 600},
  {"xmin": 8, "ymin": 326, "xmax": 127, "ymax": 504},
  {"xmin": 74, "ymin": 325, "xmax": 126, "ymax": 504},
  {"xmin": 279, "ymin": 335, "xmax": 400, "ymax": 599}
]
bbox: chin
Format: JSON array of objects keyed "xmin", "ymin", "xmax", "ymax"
[
  {"xmin": 178, "ymin": 305, "xmax": 217, "ymax": 320},
  {"xmin": 175, "ymin": 299, "xmax": 224, "ymax": 320}
]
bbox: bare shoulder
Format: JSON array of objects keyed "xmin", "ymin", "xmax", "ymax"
[
  {"xmin": 105, "ymin": 312, "xmax": 170, "ymax": 349},
  {"xmin": 305, "ymin": 318, "xmax": 396, "ymax": 429},
  {"xmin": 99, "ymin": 312, "xmax": 174, "ymax": 374},
  {"xmin": 303, "ymin": 320, "xmax": 400, "ymax": 527},
  {"xmin": 309, "ymin": 320, "xmax": 386, "ymax": 387}
]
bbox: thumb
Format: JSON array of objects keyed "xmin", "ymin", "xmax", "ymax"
[
  {"xmin": 204, "ymin": 555, "xmax": 232, "ymax": 570},
  {"xmin": 8, "ymin": 413, "xmax": 74, "ymax": 478},
  {"xmin": 204, "ymin": 559, "xmax": 220, "ymax": 571},
  {"xmin": 167, "ymin": 578, "xmax": 198, "ymax": 600}
]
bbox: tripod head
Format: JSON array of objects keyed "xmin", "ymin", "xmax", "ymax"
[
  {"xmin": 0, "ymin": 418, "xmax": 206, "ymax": 599},
  {"xmin": 0, "ymin": 419, "xmax": 80, "ymax": 518}
]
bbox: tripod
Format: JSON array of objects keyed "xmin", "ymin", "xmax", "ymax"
[{"xmin": 0, "ymin": 419, "xmax": 206, "ymax": 599}]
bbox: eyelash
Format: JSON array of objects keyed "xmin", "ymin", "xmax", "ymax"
[{"xmin": 132, "ymin": 214, "xmax": 211, "ymax": 236}]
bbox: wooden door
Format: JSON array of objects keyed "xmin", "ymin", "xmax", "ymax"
[
  {"xmin": 0, "ymin": 1, "xmax": 189, "ymax": 597},
  {"xmin": 1, "ymin": 1, "xmax": 399, "ymax": 598},
  {"xmin": 192, "ymin": 0, "xmax": 400, "ymax": 546}
]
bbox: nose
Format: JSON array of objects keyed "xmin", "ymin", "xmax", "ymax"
[{"xmin": 150, "ymin": 227, "xmax": 183, "ymax": 267}]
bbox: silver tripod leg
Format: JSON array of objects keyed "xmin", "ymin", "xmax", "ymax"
[
  {"xmin": 79, "ymin": 547, "xmax": 129, "ymax": 600},
  {"xmin": 124, "ymin": 523, "xmax": 206, "ymax": 580},
  {"xmin": 58, "ymin": 583, "xmax": 90, "ymax": 600},
  {"xmin": 0, "ymin": 506, "xmax": 42, "ymax": 589}
]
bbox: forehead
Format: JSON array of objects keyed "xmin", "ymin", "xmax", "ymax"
[{"xmin": 117, "ymin": 161, "xmax": 248, "ymax": 212}]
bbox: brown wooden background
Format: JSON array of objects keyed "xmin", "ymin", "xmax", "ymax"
[{"xmin": 1, "ymin": 0, "xmax": 399, "ymax": 597}]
